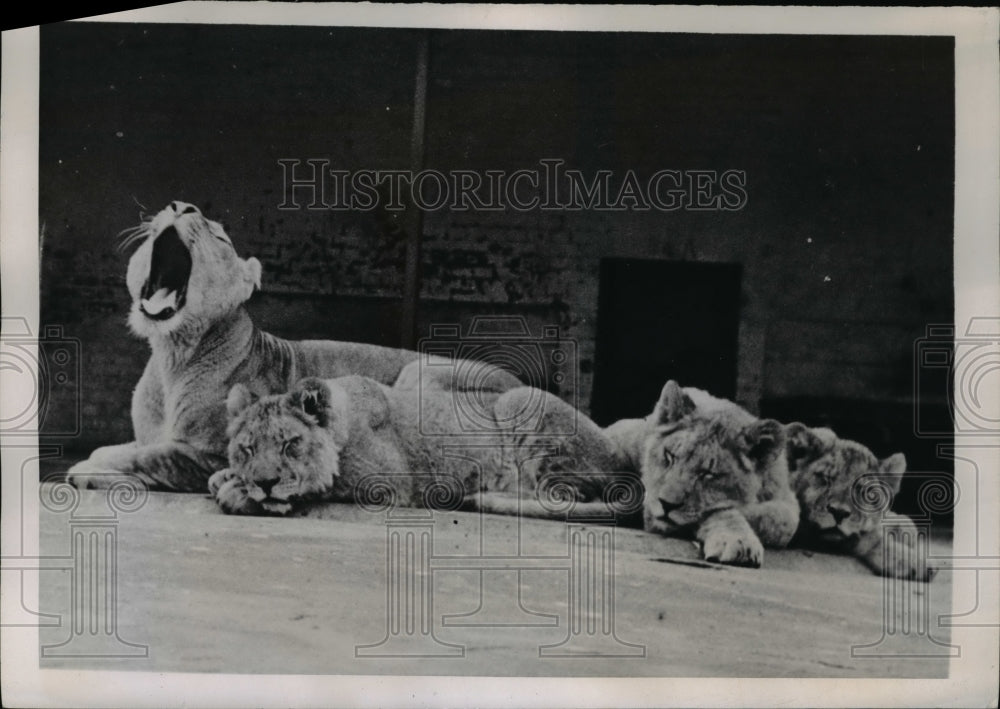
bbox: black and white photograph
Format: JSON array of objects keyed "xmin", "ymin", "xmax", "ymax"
[{"xmin": 1, "ymin": 3, "xmax": 998, "ymax": 707}]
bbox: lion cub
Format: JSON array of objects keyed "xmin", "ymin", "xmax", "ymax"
[
  {"xmin": 210, "ymin": 375, "xmax": 628, "ymax": 518},
  {"xmin": 785, "ymin": 424, "xmax": 936, "ymax": 582},
  {"xmin": 607, "ymin": 381, "xmax": 800, "ymax": 568}
]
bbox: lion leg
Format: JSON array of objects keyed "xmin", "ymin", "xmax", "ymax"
[
  {"xmin": 497, "ymin": 386, "xmax": 622, "ymax": 500},
  {"xmin": 60, "ymin": 442, "xmax": 137, "ymax": 486},
  {"xmin": 740, "ymin": 499, "xmax": 801, "ymax": 549},
  {"xmin": 854, "ymin": 512, "xmax": 937, "ymax": 582},
  {"xmin": 696, "ymin": 508, "xmax": 765, "ymax": 568},
  {"xmin": 66, "ymin": 441, "xmax": 221, "ymax": 492},
  {"xmin": 859, "ymin": 537, "xmax": 937, "ymax": 582},
  {"xmin": 84, "ymin": 442, "xmax": 140, "ymax": 465}
]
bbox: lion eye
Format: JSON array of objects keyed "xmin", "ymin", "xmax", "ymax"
[
  {"xmin": 814, "ymin": 468, "xmax": 834, "ymax": 485},
  {"xmin": 662, "ymin": 448, "xmax": 675, "ymax": 467},
  {"xmin": 281, "ymin": 437, "xmax": 301, "ymax": 457}
]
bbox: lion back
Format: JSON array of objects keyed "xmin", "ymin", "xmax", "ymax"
[{"xmin": 323, "ymin": 376, "xmax": 416, "ymax": 504}]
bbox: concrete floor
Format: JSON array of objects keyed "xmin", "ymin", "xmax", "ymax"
[{"xmin": 36, "ymin": 485, "xmax": 953, "ymax": 677}]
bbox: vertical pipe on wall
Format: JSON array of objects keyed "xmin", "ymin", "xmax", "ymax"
[{"xmin": 400, "ymin": 31, "xmax": 429, "ymax": 350}]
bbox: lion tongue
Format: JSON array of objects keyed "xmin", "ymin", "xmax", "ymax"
[{"xmin": 141, "ymin": 288, "xmax": 178, "ymax": 316}]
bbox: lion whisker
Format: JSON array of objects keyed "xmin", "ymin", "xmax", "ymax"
[{"xmin": 116, "ymin": 223, "xmax": 154, "ymax": 253}]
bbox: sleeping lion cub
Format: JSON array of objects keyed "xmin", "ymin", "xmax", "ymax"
[
  {"xmin": 214, "ymin": 375, "xmax": 799, "ymax": 569},
  {"xmin": 785, "ymin": 423, "xmax": 936, "ymax": 582},
  {"xmin": 608, "ymin": 381, "xmax": 800, "ymax": 567},
  {"xmin": 210, "ymin": 375, "xmax": 630, "ymax": 518}
]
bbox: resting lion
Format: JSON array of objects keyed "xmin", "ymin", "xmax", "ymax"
[
  {"xmin": 66, "ymin": 201, "xmax": 519, "ymax": 492},
  {"xmin": 785, "ymin": 423, "xmax": 936, "ymax": 581},
  {"xmin": 606, "ymin": 382, "xmax": 800, "ymax": 567},
  {"xmin": 209, "ymin": 375, "xmax": 633, "ymax": 518},
  {"xmin": 216, "ymin": 374, "xmax": 798, "ymax": 569}
]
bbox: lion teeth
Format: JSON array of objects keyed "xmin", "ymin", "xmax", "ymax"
[{"xmin": 141, "ymin": 288, "xmax": 177, "ymax": 315}]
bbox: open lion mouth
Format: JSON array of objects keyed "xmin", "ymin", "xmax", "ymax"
[{"xmin": 139, "ymin": 225, "xmax": 192, "ymax": 321}]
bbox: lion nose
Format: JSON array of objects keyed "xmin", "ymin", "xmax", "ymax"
[
  {"xmin": 170, "ymin": 201, "xmax": 199, "ymax": 215},
  {"xmin": 827, "ymin": 504, "xmax": 851, "ymax": 524},
  {"xmin": 256, "ymin": 475, "xmax": 280, "ymax": 497}
]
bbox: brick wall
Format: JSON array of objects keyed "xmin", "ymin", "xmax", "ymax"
[{"xmin": 39, "ymin": 25, "xmax": 954, "ymax": 467}]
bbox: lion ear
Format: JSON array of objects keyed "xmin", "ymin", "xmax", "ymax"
[
  {"xmin": 226, "ymin": 383, "xmax": 258, "ymax": 420},
  {"xmin": 880, "ymin": 452, "xmax": 907, "ymax": 495},
  {"xmin": 243, "ymin": 256, "xmax": 262, "ymax": 290},
  {"xmin": 291, "ymin": 377, "xmax": 334, "ymax": 427},
  {"xmin": 785, "ymin": 422, "xmax": 832, "ymax": 466},
  {"xmin": 652, "ymin": 380, "xmax": 695, "ymax": 424},
  {"xmin": 742, "ymin": 418, "xmax": 786, "ymax": 469}
]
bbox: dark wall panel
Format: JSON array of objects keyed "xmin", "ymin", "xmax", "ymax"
[{"xmin": 40, "ymin": 24, "xmax": 954, "ymax": 486}]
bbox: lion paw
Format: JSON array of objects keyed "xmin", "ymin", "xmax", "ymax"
[
  {"xmin": 886, "ymin": 562, "xmax": 938, "ymax": 583},
  {"xmin": 213, "ymin": 476, "xmax": 262, "ymax": 515},
  {"xmin": 702, "ymin": 529, "xmax": 764, "ymax": 568},
  {"xmin": 65, "ymin": 470, "xmax": 96, "ymax": 490},
  {"xmin": 209, "ymin": 470, "xmax": 295, "ymax": 516},
  {"xmin": 872, "ymin": 541, "xmax": 938, "ymax": 583},
  {"xmin": 66, "ymin": 463, "xmax": 121, "ymax": 490},
  {"xmin": 207, "ymin": 468, "xmax": 238, "ymax": 496}
]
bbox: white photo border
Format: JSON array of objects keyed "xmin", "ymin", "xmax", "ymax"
[{"xmin": 2, "ymin": 3, "xmax": 998, "ymax": 707}]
